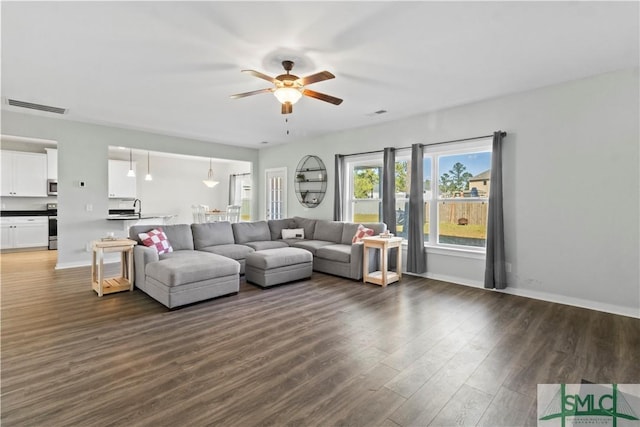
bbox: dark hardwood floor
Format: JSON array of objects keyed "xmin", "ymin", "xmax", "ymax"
[{"xmin": 1, "ymin": 251, "xmax": 638, "ymax": 426}]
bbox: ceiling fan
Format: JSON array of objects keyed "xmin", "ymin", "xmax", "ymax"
[{"xmin": 230, "ymin": 60, "xmax": 343, "ymax": 114}]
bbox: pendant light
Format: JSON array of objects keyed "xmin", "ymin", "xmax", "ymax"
[
  {"xmin": 203, "ymin": 158, "xmax": 219, "ymax": 188},
  {"xmin": 127, "ymin": 149, "xmax": 136, "ymax": 177},
  {"xmin": 145, "ymin": 151, "xmax": 153, "ymax": 181}
]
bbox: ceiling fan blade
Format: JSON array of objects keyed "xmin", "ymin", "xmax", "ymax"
[
  {"xmin": 241, "ymin": 69, "xmax": 277, "ymax": 83},
  {"xmin": 230, "ymin": 88, "xmax": 274, "ymax": 99},
  {"xmin": 297, "ymin": 71, "xmax": 335, "ymax": 86},
  {"xmin": 302, "ymin": 89, "xmax": 343, "ymax": 105}
]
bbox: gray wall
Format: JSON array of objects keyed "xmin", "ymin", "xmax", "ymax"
[
  {"xmin": 258, "ymin": 68, "xmax": 640, "ymax": 317},
  {"xmin": 0, "ymin": 110, "xmax": 259, "ymax": 268}
]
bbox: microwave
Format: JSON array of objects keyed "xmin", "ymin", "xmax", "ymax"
[{"xmin": 47, "ymin": 179, "xmax": 58, "ymax": 196}]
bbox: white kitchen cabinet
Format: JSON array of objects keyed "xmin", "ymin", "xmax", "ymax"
[
  {"xmin": 45, "ymin": 148, "xmax": 58, "ymax": 180},
  {"xmin": 1, "ymin": 217, "xmax": 48, "ymax": 249},
  {"xmin": 1, "ymin": 150, "xmax": 48, "ymax": 197},
  {"xmin": 108, "ymin": 159, "xmax": 137, "ymax": 198}
]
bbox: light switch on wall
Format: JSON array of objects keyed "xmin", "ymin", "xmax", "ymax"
[{"xmin": 86, "ymin": 204, "xmax": 93, "ymax": 212}]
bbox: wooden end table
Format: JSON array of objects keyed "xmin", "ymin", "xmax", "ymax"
[
  {"xmin": 362, "ymin": 236, "xmax": 403, "ymax": 287},
  {"xmin": 91, "ymin": 239, "xmax": 137, "ymax": 297}
]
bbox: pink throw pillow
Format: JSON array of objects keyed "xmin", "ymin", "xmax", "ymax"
[
  {"xmin": 138, "ymin": 228, "xmax": 173, "ymax": 255},
  {"xmin": 352, "ymin": 224, "xmax": 374, "ymax": 243}
]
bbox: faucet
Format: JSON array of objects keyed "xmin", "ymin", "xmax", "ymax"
[{"xmin": 133, "ymin": 199, "xmax": 142, "ymax": 217}]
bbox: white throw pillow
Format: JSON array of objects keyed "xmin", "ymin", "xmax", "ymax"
[{"xmin": 281, "ymin": 228, "xmax": 305, "ymax": 239}]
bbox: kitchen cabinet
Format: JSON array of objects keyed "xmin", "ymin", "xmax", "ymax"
[
  {"xmin": 45, "ymin": 148, "xmax": 58, "ymax": 180},
  {"xmin": 1, "ymin": 150, "xmax": 48, "ymax": 197},
  {"xmin": 108, "ymin": 160, "xmax": 137, "ymax": 198},
  {"xmin": 1, "ymin": 217, "xmax": 48, "ymax": 249}
]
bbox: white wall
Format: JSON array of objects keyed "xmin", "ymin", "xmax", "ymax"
[
  {"xmin": 258, "ymin": 68, "xmax": 640, "ymax": 317},
  {"xmin": 0, "ymin": 110, "xmax": 259, "ymax": 268}
]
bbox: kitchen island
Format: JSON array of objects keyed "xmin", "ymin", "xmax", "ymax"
[{"xmin": 106, "ymin": 213, "xmax": 177, "ymax": 231}]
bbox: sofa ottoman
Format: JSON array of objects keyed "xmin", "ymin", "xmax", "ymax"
[
  {"xmin": 144, "ymin": 251, "xmax": 240, "ymax": 308},
  {"xmin": 245, "ymin": 247, "xmax": 313, "ymax": 288}
]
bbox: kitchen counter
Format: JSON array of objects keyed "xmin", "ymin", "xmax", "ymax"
[
  {"xmin": 106, "ymin": 213, "xmax": 175, "ymax": 220},
  {"xmin": 1, "ymin": 210, "xmax": 54, "ymax": 217}
]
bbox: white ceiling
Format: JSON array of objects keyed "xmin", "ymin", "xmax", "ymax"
[{"xmin": 2, "ymin": 1, "xmax": 638, "ymax": 148}]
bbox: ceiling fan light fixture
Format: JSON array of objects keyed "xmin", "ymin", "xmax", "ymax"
[{"xmin": 274, "ymin": 87, "xmax": 302, "ymax": 105}]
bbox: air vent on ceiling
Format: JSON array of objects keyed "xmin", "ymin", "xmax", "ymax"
[
  {"xmin": 366, "ymin": 109, "xmax": 388, "ymax": 117},
  {"xmin": 6, "ymin": 99, "xmax": 67, "ymax": 114}
]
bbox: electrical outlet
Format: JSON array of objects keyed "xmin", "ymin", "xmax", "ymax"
[
  {"xmin": 505, "ymin": 262, "xmax": 512, "ymax": 273},
  {"xmin": 86, "ymin": 204, "xmax": 93, "ymax": 212}
]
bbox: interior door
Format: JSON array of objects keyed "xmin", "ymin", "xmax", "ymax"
[{"xmin": 265, "ymin": 167, "xmax": 287, "ymax": 220}]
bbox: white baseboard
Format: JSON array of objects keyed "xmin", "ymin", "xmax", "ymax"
[
  {"xmin": 421, "ymin": 272, "xmax": 484, "ymax": 288},
  {"xmin": 405, "ymin": 272, "xmax": 639, "ymax": 319},
  {"xmin": 495, "ymin": 287, "xmax": 640, "ymax": 319}
]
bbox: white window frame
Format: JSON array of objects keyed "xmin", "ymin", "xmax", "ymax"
[
  {"xmin": 424, "ymin": 138, "xmax": 492, "ymax": 253},
  {"xmin": 345, "ymin": 153, "xmax": 383, "ymax": 223},
  {"xmin": 393, "ymin": 151, "xmax": 412, "ymax": 240}
]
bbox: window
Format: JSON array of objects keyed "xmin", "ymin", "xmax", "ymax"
[
  {"xmin": 427, "ymin": 140, "xmax": 492, "ymax": 249},
  {"xmin": 346, "ymin": 154, "xmax": 411, "ymax": 227},
  {"xmin": 344, "ymin": 138, "xmax": 491, "ymax": 251},
  {"xmin": 349, "ymin": 160, "xmax": 382, "ymax": 223},
  {"xmin": 230, "ymin": 173, "xmax": 252, "ymax": 221}
]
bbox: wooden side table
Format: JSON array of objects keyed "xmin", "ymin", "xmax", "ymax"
[
  {"xmin": 362, "ymin": 236, "xmax": 403, "ymax": 287},
  {"xmin": 91, "ymin": 239, "xmax": 137, "ymax": 297}
]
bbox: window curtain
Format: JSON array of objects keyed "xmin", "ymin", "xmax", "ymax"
[
  {"xmin": 382, "ymin": 147, "xmax": 397, "ymax": 268},
  {"xmin": 484, "ymin": 131, "xmax": 507, "ymax": 289},
  {"xmin": 228, "ymin": 174, "xmax": 238, "ymax": 205},
  {"xmin": 407, "ymin": 143, "xmax": 426, "ymax": 273},
  {"xmin": 333, "ymin": 154, "xmax": 344, "ymax": 221},
  {"xmin": 382, "ymin": 148, "xmax": 396, "ymax": 235}
]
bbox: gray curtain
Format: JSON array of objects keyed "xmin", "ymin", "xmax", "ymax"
[
  {"xmin": 484, "ymin": 131, "xmax": 507, "ymax": 289},
  {"xmin": 407, "ymin": 143, "xmax": 426, "ymax": 273},
  {"xmin": 228, "ymin": 174, "xmax": 237, "ymax": 205},
  {"xmin": 382, "ymin": 147, "xmax": 397, "ymax": 269},
  {"xmin": 333, "ymin": 154, "xmax": 344, "ymax": 221},
  {"xmin": 382, "ymin": 147, "xmax": 396, "ymax": 235}
]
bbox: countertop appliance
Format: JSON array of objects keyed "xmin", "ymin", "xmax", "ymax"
[
  {"xmin": 47, "ymin": 203, "xmax": 57, "ymax": 250},
  {"xmin": 47, "ymin": 179, "xmax": 58, "ymax": 196}
]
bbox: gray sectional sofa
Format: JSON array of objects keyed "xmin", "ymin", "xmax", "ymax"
[{"xmin": 129, "ymin": 217, "xmax": 386, "ymax": 308}]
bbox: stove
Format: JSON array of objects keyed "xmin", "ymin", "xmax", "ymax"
[{"xmin": 47, "ymin": 203, "xmax": 57, "ymax": 250}]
